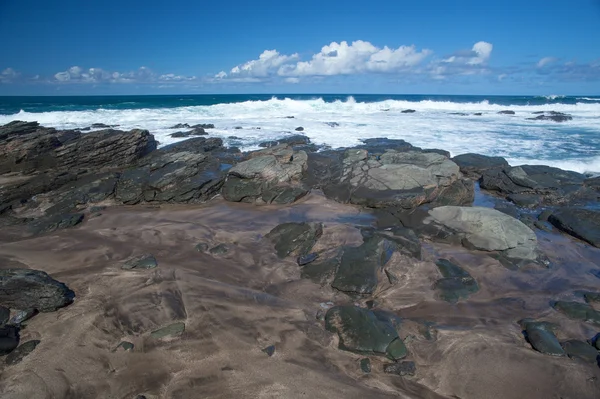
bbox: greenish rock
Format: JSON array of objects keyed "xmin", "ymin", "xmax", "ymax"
[
  {"xmin": 195, "ymin": 243, "xmax": 209, "ymax": 252},
  {"xmin": 262, "ymin": 345, "xmax": 276, "ymax": 357},
  {"xmin": 150, "ymin": 322, "xmax": 185, "ymax": 339},
  {"xmin": 552, "ymin": 301, "xmax": 600, "ymax": 325},
  {"xmin": 115, "ymin": 341, "xmax": 134, "ymax": 352},
  {"xmin": 89, "ymin": 206, "xmax": 106, "ymax": 213},
  {"xmin": 360, "ymin": 358, "xmax": 371, "ymax": 373},
  {"xmin": 522, "ymin": 321, "xmax": 565, "ymax": 356},
  {"xmin": 297, "ymin": 252, "xmax": 318, "ymax": 266},
  {"xmin": 435, "ymin": 259, "xmax": 471, "ymax": 278},
  {"xmin": 122, "ymin": 254, "xmax": 158, "ymax": 270},
  {"xmin": 209, "ymin": 243, "xmax": 229, "ymax": 255},
  {"xmin": 331, "ymin": 236, "xmax": 396, "ymax": 295},
  {"xmin": 9, "ymin": 309, "xmax": 37, "ymax": 326},
  {"xmin": 266, "ymin": 222, "xmax": 323, "ymax": 258},
  {"xmin": 386, "ymin": 338, "xmax": 408, "ymax": 360},
  {"xmin": 383, "ymin": 361, "xmax": 416, "ymax": 376},
  {"xmin": 561, "ymin": 340, "xmax": 599, "ymax": 363},
  {"xmin": 5, "ymin": 340, "xmax": 40, "ymax": 365},
  {"xmin": 301, "ymin": 256, "xmax": 340, "ymax": 285},
  {"xmin": 434, "ymin": 277, "xmax": 479, "ymax": 303},
  {"xmin": 584, "ymin": 292, "xmax": 600, "ymax": 304},
  {"xmin": 369, "ymin": 227, "xmax": 422, "ymax": 260},
  {"xmin": 325, "ymin": 306, "xmax": 400, "ymax": 357},
  {"xmin": 29, "ymin": 213, "xmax": 84, "ymax": 234}
]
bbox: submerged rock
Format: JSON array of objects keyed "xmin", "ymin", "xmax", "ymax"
[
  {"xmin": 552, "ymin": 301, "xmax": 600, "ymax": 324},
  {"xmin": 360, "ymin": 358, "xmax": 371, "ymax": 373},
  {"xmin": 5, "ymin": 340, "xmax": 40, "ymax": 365},
  {"xmin": 548, "ymin": 208, "xmax": 600, "ymax": 248},
  {"xmin": 561, "ymin": 340, "xmax": 599, "ymax": 363},
  {"xmin": 29, "ymin": 213, "xmax": 84, "ymax": 234},
  {"xmin": 433, "ymin": 259, "xmax": 479, "ymax": 303},
  {"xmin": 115, "ymin": 341, "xmax": 134, "ymax": 352},
  {"xmin": 527, "ymin": 112, "xmax": 573, "ymax": 122},
  {"xmin": 209, "ymin": 243, "xmax": 229, "ymax": 255},
  {"xmin": 266, "ymin": 222, "xmax": 323, "ymax": 258},
  {"xmin": 365, "ymin": 226, "xmax": 422, "ymax": 260},
  {"xmin": 521, "ymin": 320, "xmax": 565, "ymax": 356},
  {"xmin": 121, "ymin": 254, "xmax": 158, "ymax": 270},
  {"xmin": 331, "ymin": 236, "xmax": 396, "ymax": 295},
  {"xmin": 0, "ymin": 306, "xmax": 9, "ymax": 326},
  {"xmin": 297, "ymin": 252, "xmax": 319, "ymax": 266},
  {"xmin": 150, "ymin": 322, "xmax": 185, "ymax": 339},
  {"xmin": 383, "ymin": 361, "xmax": 416, "ymax": 376},
  {"xmin": 0, "ymin": 269, "xmax": 75, "ymax": 312},
  {"xmin": 325, "ymin": 306, "xmax": 406, "ymax": 360},
  {"xmin": 262, "ymin": 345, "xmax": 276, "ymax": 357}
]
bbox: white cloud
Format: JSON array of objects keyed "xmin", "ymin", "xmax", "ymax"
[
  {"xmin": 285, "ymin": 77, "xmax": 300, "ymax": 83},
  {"xmin": 225, "ymin": 49, "xmax": 299, "ymax": 78},
  {"xmin": 0, "ymin": 68, "xmax": 21, "ymax": 83},
  {"xmin": 469, "ymin": 41, "xmax": 493, "ymax": 65},
  {"xmin": 431, "ymin": 41, "xmax": 494, "ymax": 78},
  {"xmin": 279, "ymin": 40, "xmax": 431, "ymax": 76},
  {"xmin": 537, "ymin": 57, "xmax": 557, "ymax": 68},
  {"xmin": 51, "ymin": 66, "xmax": 197, "ymax": 84}
]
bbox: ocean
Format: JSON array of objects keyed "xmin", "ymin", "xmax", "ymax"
[{"xmin": 1, "ymin": 94, "xmax": 599, "ymax": 174}]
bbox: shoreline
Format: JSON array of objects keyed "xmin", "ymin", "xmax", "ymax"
[{"xmin": 0, "ymin": 121, "xmax": 599, "ymax": 398}]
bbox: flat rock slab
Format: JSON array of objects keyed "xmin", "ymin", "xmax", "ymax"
[
  {"xmin": 150, "ymin": 322, "xmax": 185, "ymax": 339},
  {"xmin": 121, "ymin": 254, "xmax": 158, "ymax": 270},
  {"xmin": 552, "ymin": 301, "xmax": 600, "ymax": 325},
  {"xmin": 434, "ymin": 259, "xmax": 479, "ymax": 303},
  {"xmin": 0, "ymin": 269, "xmax": 75, "ymax": 312},
  {"xmin": 266, "ymin": 222, "xmax": 323, "ymax": 258},
  {"xmin": 426, "ymin": 206, "xmax": 538, "ymax": 262},
  {"xmin": 549, "ymin": 208, "xmax": 600, "ymax": 248},
  {"xmin": 29, "ymin": 213, "xmax": 84, "ymax": 234},
  {"xmin": 331, "ymin": 236, "xmax": 396, "ymax": 295},
  {"xmin": 325, "ymin": 306, "xmax": 406, "ymax": 360},
  {"xmin": 5, "ymin": 339, "xmax": 40, "ymax": 365}
]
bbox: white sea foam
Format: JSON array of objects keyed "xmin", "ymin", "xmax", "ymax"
[{"xmin": 1, "ymin": 97, "xmax": 600, "ymax": 173}]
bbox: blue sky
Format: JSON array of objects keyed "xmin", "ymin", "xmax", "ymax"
[{"xmin": 1, "ymin": 0, "xmax": 599, "ymax": 95}]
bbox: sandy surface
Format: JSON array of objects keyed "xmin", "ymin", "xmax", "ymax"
[{"xmin": 0, "ymin": 192, "xmax": 599, "ymax": 398}]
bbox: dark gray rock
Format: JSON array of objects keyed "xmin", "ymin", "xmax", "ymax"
[
  {"xmin": 325, "ymin": 306, "xmax": 406, "ymax": 359},
  {"xmin": 331, "ymin": 236, "xmax": 396, "ymax": 295},
  {"xmin": 258, "ymin": 135, "xmax": 310, "ymax": 148},
  {"xmin": 169, "ymin": 123, "xmax": 190, "ymax": 129},
  {"xmin": 527, "ymin": 112, "xmax": 573, "ymax": 122},
  {"xmin": 29, "ymin": 213, "xmax": 84, "ymax": 234},
  {"xmin": 451, "ymin": 153, "xmax": 509, "ymax": 179},
  {"xmin": 325, "ymin": 122, "xmax": 340, "ymax": 127},
  {"xmin": 365, "ymin": 226, "xmax": 422, "ymax": 260},
  {"xmin": 9, "ymin": 309, "xmax": 37, "ymax": 325},
  {"xmin": 0, "ymin": 269, "xmax": 75, "ymax": 312},
  {"xmin": 498, "ymin": 110, "xmax": 515, "ymax": 115},
  {"xmin": 209, "ymin": 244, "xmax": 229, "ymax": 255},
  {"xmin": 295, "ymin": 127, "xmax": 304, "ymax": 132},
  {"xmin": 262, "ymin": 345, "xmax": 276, "ymax": 357},
  {"xmin": 191, "ymin": 123, "xmax": 215, "ymax": 129},
  {"xmin": 520, "ymin": 320, "xmax": 565, "ymax": 356},
  {"xmin": 401, "ymin": 109, "xmax": 416, "ymax": 113},
  {"xmin": 383, "ymin": 361, "xmax": 416, "ymax": 376},
  {"xmin": 548, "ymin": 208, "xmax": 600, "ymax": 247},
  {"xmin": 170, "ymin": 131, "xmax": 190, "ymax": 138},
  {"xmin": 0, "ymin": 325, "xmax": 20, "ymax": 356},
  {"xmin": 480, "ymin": 165, "xmax": 595, "ymax": 206},
  {"xmin": 5, "ymin": 339, "xmax": 40, "ymax": 365},
  {"xmin": 300, "ymin": 255, "xmax": 341, "ymax": 285},
  {"xmin": 561, "ymin": 340, "xmax": 599, "ymax": 363},
  {"xmin": 121, "ymin": 254, "xmax": 158, "ymax": 270},
  {"xmin": 297, "ymin": 252, "xmax": 319, "ymax": 266},
  {"xmin": 195, "ymin": 243, "xmax": 209, "ymax": 252},
  {"xmin": 0, "ymin": 306, "xmax": 9, "ymax": 326},
  {"xmin": 360, "ymin": 358, "xmax": 371, "ymax": 373},
  {"xmin": 266, "ymin": 222, "xmax": 323, "ymax": 258}
]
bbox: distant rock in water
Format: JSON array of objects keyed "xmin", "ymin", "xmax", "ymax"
[
  {"xmin": 295, "ymin": 126, "xmax": 304, "ymax": 131},
  {"xmin": 258, "ymin": 135, "xmax": 310, "ymax": 148},
  {"xmin": 191, "ymin": 123, "xmax": 215, "ymax": 129},
  {"xmin": 325, "ymin": 122, "xmax": 340, "ymax": 127},
  {"xmin": 169, "ymin": 123, "xmax": 190, "ymax": 129},
  {"xmin": 498, "ymin": 110, "xmax": 515, "ymax": 115},
  {"xmin": 527, "ymin": 111, "xmax": 573, "ymax": 122},
  {"xmin": 0, "ymin": 269, "xmax": 74, "ymax": 312},
  {"xmin": 401, "ymin": 109, "xmax": 416, "ymax": 113}
]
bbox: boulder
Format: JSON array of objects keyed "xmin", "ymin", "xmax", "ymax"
[
  {"xmin": 548, "ymin": 208, "xmax": 600, "ymax": 247},
  {"xmin": 561, "ymin": 340, "xmax": 599, "ymax": 363},
  {"xmin": 0, "ymin": 325, "xmax": 19, "ymax": 355},
  {"xmin": 451, "ymin": 153, "xmax": 510, "ymax": 179},
  {"xmin": 265, "ymin": 222, "xmax": 323, "ymax": 258},
  {"xmin": 520, "ymin": 320, "xmax": 564, "ymax": 356},
  {"xmin": 5, "ymin": 339, "xmax": 40, "ymax": 365},
  {"xmin": 331, "ymin": 236, "xmax": 396, "ymax": 295},
  {"xmin": 0, "ymin": 269, "xmax": 75, "ymax": 312},
  {"xmin": 222, "ymin": 145, "xmax": 309, "ymax": 204},
  {"xmin": 425, "ymin": 206, "xmax": 538, "ymax": 262},
  {"xmin": 325, "ymin": 306, "xmax": 406, "ymax": 360}
]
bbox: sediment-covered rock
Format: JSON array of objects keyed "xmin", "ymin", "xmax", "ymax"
[
  {"xmin": 266, "ymin": 222, "xmax": 323, "ymax": 258},
  {"xmin": 0, "ymin": 269, "xmax": 74, "ymax": 312}
]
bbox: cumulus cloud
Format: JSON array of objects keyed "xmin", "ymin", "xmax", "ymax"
[
  {"xmin": 0, "ymin": 68, "xmax": 21, "ymax": 83},
  {"xmin": 537, "ymin": 57, "xmax": 557, "ymax": 68},
  {"xmin": 431, "ymin": 41, "xmax": 494, "ymax": 78},
  {"xmin": 216, "ymin": 50, "xmax": 299, "ymax": 79}
]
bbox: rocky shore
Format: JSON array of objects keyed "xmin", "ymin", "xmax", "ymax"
[{"xmin": 0, "ymin": 120, "xmax": 599, "ymax": 399}]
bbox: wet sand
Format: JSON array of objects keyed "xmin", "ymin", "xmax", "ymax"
[{"xmin": 0, "ymin": 191, "xmax": 599, "ymax": 398}]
